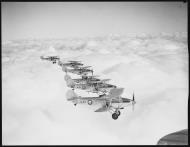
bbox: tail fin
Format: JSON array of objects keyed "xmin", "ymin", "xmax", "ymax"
[
  {"xmin": 64, "ymin": 75, "xmax": 75, "ymax": 88},
  {"xmin": 58, "ymin": 60, "xmax": 63, "ymax": 66},
  {"xmin": 66, "ymin": 90, "xmax": 78, "ymax": 100},
  {"xmin": 62, "ymin": 66, "xmax": 68, "ymax": 72},
  {"xmin": 64, "ymin": 74, "xmax": 72, "ymax": 81}
]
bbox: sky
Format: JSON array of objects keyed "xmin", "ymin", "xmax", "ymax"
[{"xmin": 1, "ymin": 2, "xmax": 187, "ymax": 41}]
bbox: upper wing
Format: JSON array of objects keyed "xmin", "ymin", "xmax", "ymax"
[
  {"xmin": 89, "ymin": 79, "xmax": 111, "ymax": 84},
  {"xmin": 101, "ymin": 79, "xmax": 111, "ymax": 82},
  {"xmin": 73, "ymin": 78, "xmax": 83, "ymax": 83},
  {"xmin": 87, "ymin": 80, "xmax": 102, "ymax": 84},
  {"xmin": 83, "ymin": 75, "xmax": 100, "ymax": 78},
  {"xmin": 107, "ymin": 88, "xmax": 124, "ymax": 98},
  {"xmin": 80, "ymin": 66, "xmax": 91, "ymax": 69},
  {"xmin": 68, "ymin": 60, "xmax": 82, "ymax": 63}
]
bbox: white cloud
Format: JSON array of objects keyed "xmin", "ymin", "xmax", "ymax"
[{"xmin": 2, "ymin": 33, "xmax": 188, "ymax": 145}]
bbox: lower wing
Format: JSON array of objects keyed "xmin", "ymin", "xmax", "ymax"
[{"xmin": 94, "ymin": 105, "xmax": 109, "ymax": 112}]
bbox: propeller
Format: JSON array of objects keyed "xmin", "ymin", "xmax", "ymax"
[{"xmin": 132, "ymin": 92, "xmax": 136, "ymax": 111}]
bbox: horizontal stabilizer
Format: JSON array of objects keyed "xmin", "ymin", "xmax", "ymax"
[
  {"xmin": 86, "ymin": 75, "xmax": 100, "ymax": 78},
  {"xmin": 88, "ymin": 79, "xmax": 110, "ymax": 84},
  {"xmin": 87, "ymin": 80, "xmax": 101, "ymax": 84},
  {"xmin": 64, "ymin": 74, "xmax": 72, "ymax": 81}
]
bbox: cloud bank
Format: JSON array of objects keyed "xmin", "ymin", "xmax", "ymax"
[{"xmin": 2, "ymin": 33, "xmax": 188, "ymax": 145}]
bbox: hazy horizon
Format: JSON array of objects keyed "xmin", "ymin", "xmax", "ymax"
[{"xmin": 2, "ymin": 2, "xmax": 187, "ymax": 41}]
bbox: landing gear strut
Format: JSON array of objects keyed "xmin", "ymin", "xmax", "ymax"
[{"xmin": 117, "ymin": 110, "xmax": 121, "ymax": 116}]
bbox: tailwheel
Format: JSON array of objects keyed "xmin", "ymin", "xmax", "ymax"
[{"xmin": 112, "ymin": 113, "xmax": 118, "ymax": 120}]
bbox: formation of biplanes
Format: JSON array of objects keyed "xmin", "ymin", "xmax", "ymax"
[{"xmin": 41, "ymin": 55, "xmax": 136, "ymax": 120}]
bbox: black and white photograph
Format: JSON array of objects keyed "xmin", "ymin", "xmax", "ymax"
[{"xmin": 2, "ymin": 2, "xmax": 188, "ymax": 145}]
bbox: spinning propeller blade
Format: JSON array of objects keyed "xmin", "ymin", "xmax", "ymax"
[
  {"xmin": 132, "ymin": 92, "xmax": 136, "ymax": 111},
  {"xmin": 132, "ymin": 104, "xmax": 134, "ymax": 111}
]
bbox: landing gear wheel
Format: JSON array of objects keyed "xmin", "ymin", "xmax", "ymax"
[
  {"xmin": 112, "ymin": 113, "xmax": 118, "ymax": 120},
  {"xmin": 88, "ymin": 100, "xmax": 93, "ymax": 105},
  {"xmin": 117, "ymin": 111, "xmax": 121, "ymax": 116}
]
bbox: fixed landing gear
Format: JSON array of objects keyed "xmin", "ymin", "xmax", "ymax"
[
  {"xmin": 112, "ymin": 113, "xmax": 118, "ymax": 120},
  {"xmin": 111, "ymin": 110, "xmax": 121, "ymax": 120},
  {"xmin": 88, "ymin": 100, "xmax": 93, "ymax": 105}
]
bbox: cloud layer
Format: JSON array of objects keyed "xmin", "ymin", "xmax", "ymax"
[{"xmin": 2, "ymin": 33, "xmax": 188, "ymax": 145}]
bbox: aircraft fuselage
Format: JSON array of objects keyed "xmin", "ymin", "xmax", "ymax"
[{"xmin": 68, "ymin": 96, "xmax": 131, "ymax": 106}]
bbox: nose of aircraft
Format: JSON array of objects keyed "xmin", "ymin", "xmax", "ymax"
[{"xmin": 122, "ymin": 98, "xmax": 131, "ymax": 103}]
